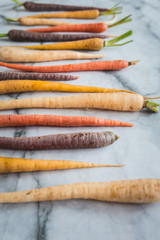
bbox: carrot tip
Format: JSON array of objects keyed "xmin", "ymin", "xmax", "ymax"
[
  {"xmin": 129, "ymin": 60, "xmax": 140, "ymax": 66},
  {"xmin": 115, "ymin": 135, "xmax": 120, "ymax": 140}
]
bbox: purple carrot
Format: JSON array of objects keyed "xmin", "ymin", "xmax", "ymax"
[
  {"xmin": 13, "ymin": 1, "xmax": 122, "ymax": 14},
  {"xmin": 0, "ymin": 131, "xmax": 118, "ymax": 150},
  {"xmin": 0, "ymin": 72, "xmax": 79, "ymax": 81},
  {"xmin": 0, "ymin": 30, "xmax": 112, "ymax": 42}
]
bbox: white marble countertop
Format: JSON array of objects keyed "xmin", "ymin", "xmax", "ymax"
[{"xmin": 0, "ymin": 0, "xmax": 160, "ymax": 239}]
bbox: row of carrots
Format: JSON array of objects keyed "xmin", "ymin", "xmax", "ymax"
[{"xmin": 0, "ymin": 1, "xmax": 159, "ymax": 205}]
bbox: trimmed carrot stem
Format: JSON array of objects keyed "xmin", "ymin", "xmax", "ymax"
[{"xmin": 0, "ymin": 115, "xmax": 133, "ymax": 127}]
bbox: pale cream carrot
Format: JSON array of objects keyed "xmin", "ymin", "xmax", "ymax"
[
  {"xmin": 0, "ymin": 179, "xmax": 159, "ymax": 203},
  {"xmin": 0, "ymin": 47, "xmax": 103, "ymax": 63},
  {"xmin": 0, "ymin": 93, "xmax": 159, "ymax": 112}
]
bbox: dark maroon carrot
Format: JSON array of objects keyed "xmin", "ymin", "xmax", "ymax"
[
  {"xmin": 0, "ymin": 30, "xmax": 113, "ymax": 42},
  {"xmin": 0, "ymin": 131, "xmax": 118, "ymax": 150},
  {"xmin": 13, "ymin": 1, "xmax": 122, "ymax": 14},
  {"xmin": 0, "ymin": 72, "xmax": 79, "ymax": 81}
]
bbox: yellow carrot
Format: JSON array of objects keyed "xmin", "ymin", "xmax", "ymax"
[
  {"xmin": 0, "ymin": 80, "xmax": 136, "ymax": 95},
  {"xmin": 25, "ymin": 10, "xmax": 101, "ymax": 19},
  {"xmin": 0, "ymin": 156, "xmax": 123, "ymax": 173},
  {"xmin": 0, "ymin": 179, "xmax": 159, "ymax": 203},
  {"xmin": 19, "ymin": 17, "xmax": 72, "ymax": 26},
  {"xmin": 0, "ymin": 47, "xmax": 103, "ymax": 63}
]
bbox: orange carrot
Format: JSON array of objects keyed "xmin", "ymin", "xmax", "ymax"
[
  {"xmin": 0, "ymin": 115, "xmax": 133, "ymax": 127},
  {"xmin": 0, "ymin": 179, "xmax": 160, "ymax": 203},
  {"xmin": 27, "ymin": 15, "xmax": 131, "ymax": 33},
  {"xmin": 0, "ymin": 156, "xmax": 124, "ymax": 173},
  {"xmin": 0, "ymin": 60, "xmax": 138, "ymax": 73}
]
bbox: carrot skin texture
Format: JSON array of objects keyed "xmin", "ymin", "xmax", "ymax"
[
  {"xmin": 0, "ymin": 115, "xmax": 133, "ymax": 127},
  {"xmin": 0, "ymin": 131, "xmax": 118, "ymax": 150},
  {"xmin": 0, "ymin": 47, "xmax": 103, "ymax": 63},
  {"xmin": 23, "ymin": 2, "xmax": 109, "ymax": 12},
  {"xmin": 0, "ymin": 72, "xmax": 79, "ymax": 81},
  {"xmin": 0, "ymin": 60, "xmax": 129, "ymax": 72},
  {"xmin": 0, "ymin": 93, "xmax": 144, "ymax": 112},
  {"xmin": 0, "ymin": 156, "xmax": 122, "ymax": 173},
  {"xmin": 27, "ymin": 23, "xmax": 108, "ymax": 33},
  {"xmin": 0, "ymin": 179, "xmax": 160, "ymax": 203},
  {"xmin": 8, "ymin": 30, "xmax": 109, "ymax": 42}
]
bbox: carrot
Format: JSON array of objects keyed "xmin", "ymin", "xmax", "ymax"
[
  {"xmin": 13, "ymin": 1, "xmax": 122, "ymax": 13},
  {"xmin": 27, "ymin": 15, "xmax": 131, "ymax": 33},
  {"xmin": 5, "ymin": 14, "xmax": 117, "ymax": 26},
  {"xmin": 0, "ymin": 47, "xmax": 103, "ymax": 63},
  {"xmin": 0, "ymin": 179, "xmax": 160, "ymax": 203},
  {"xmin": 0, "ymin": 131, "xmax": 118, "ymax": 150},
  {"xmin": 0, "ymin": 30, "xmax": 112, "ymax": 42},
  {"xmin": 0, "ymin": 114, "xmax": 133, "ymax": 127},
  {"xmin": 0, "ymin": 59, "xmax": 137, "ymax": 73},
  {"xmin": 0, "ymin": 80, "xmax": 137, "ymax": 95},
  {"xmin": 0, "ymin": 156, "xmax": 124, "ymax": 173},
  {"xmin": 6, "ymin": 17, "xmax": 72, "ymax": 26},
  {"xmin": 23, "ymin": 9, "xmax": 122, "ymax": 19},
  {"xmin": 0, "ymin": 72, "xmax": 79, "ymax": 81},
  {"xmin": 14, "ymin": 30, "xmax": 133, "ymax": 50},
  {"xmin": 0, "ymin": 93, "xmax": 159, "ymax": 112}
]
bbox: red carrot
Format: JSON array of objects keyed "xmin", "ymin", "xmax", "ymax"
[
  {"xmin": 27, "ymin": 15, "xmax": 132, "ymax": 33},
  {"xmin": 0, "ymin": 115, "xmax": 133, "ymax": 127},
  {"xmin": 0, "ymin": 60, "xmax": 139, "ymax": 73}
]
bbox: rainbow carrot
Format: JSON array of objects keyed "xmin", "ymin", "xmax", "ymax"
[
  {"xmin": 0, "ymin": 179, "xmax": 159, "ymax": 204},
  {"xmin": 0, "ymin": 93, "xmax": 159, "ymax": 112},
  {"xmin": 0, "ymin": 47, "xmax": 104, "ymax": 63},
  {"xmin": 0, "ymin": 115, "xmax": 133, "ymax": 127},
  {"xmin": 13, "ymin": 1, "xmax": 122, "ymax": 13},
  {"xmin": 0, "ymin": 72, "xmax": 79, "ymax": 81},
  {"xmin": 0, "ymin": 156, "xmax": 124, "ymax": 173},
  {"xmin": 0, "ymin": 131, "xmax": 119, "ymax": 150},
  {"xmin": 0, "ymin": 80, "xmax": 136, "ymax": 95},
  {"xmin": 0, "ymin": 59, "xmax": 138, "ymax": 73},
  {"xmin": 0, "ymin": 30, "xmax": 112, "ymax": 42}
]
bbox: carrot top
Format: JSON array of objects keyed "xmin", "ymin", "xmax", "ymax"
[
  {"xmin": 100, "ymin": 3, "xmax": 123, "ymax": 15},
  {"xmin": 105, "ymin": 30, "xmax": 133, "ymax": 47}
]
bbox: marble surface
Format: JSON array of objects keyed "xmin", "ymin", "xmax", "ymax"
[{"xmin": 0, "ymin": 0, "xmax": 160, "ymax": 239}]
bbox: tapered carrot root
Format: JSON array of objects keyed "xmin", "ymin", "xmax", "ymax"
[
  {"xmin": 0, "ymin": 47, "xmax": 103, "ymax": 63},
  {"xmin": 0, "ymin": 131, "xmax": 118, "ymax": 150},
  {"xmin": 0, "ymin": 179, "xmax": 160, "ymax": 203},
  {"xmin": 0, "ymin": 72, "xmax": 79, "ymax": 81},
  {"xmin": 0, "ymin": 115, "xmax": 133, "ymax": 127},
  {"xmin": 0, "ymin": 156, "xmax": 124, "ymax": 173},
  {"xmin": 0, "ymin": 60, "xmax": 135, "ymax": 72},
  {"xmin": 0, "ymin": 80, "xmax": 136, "ymax": 95}
]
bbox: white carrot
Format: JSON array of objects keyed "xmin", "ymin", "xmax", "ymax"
[
  {"xmin": 0, "ymin": 47, "xmax": 103, "ymax": 63},
  {"xmin": 0, "ymin": 179, "xmax": 159, "ymax": 203},
  {"xmin": 0, "ymin": 93, "xmax": 159, "ymax": 112}
]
